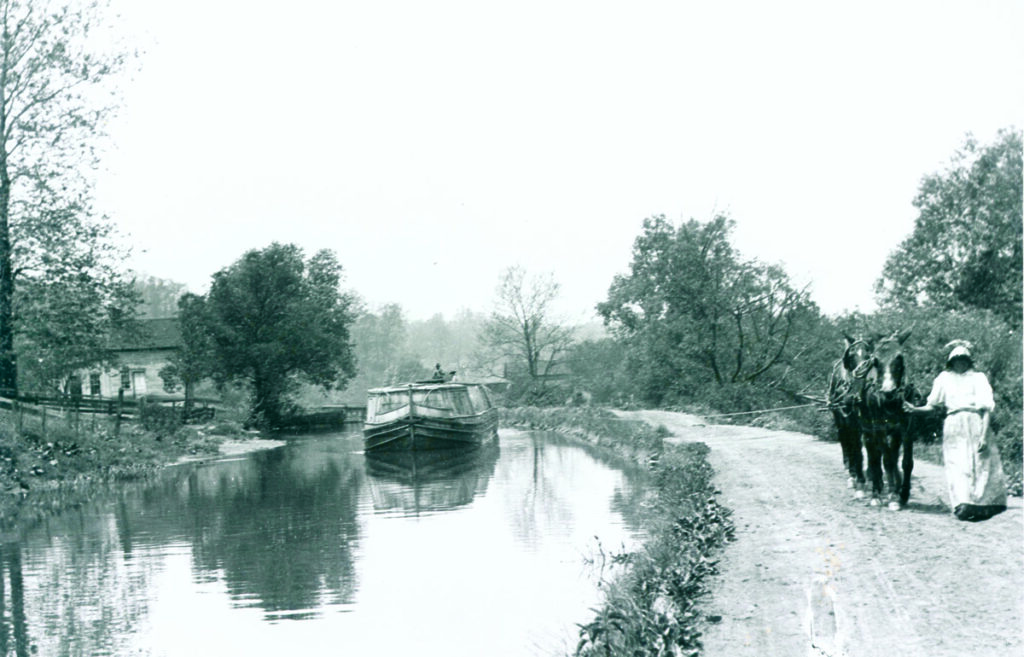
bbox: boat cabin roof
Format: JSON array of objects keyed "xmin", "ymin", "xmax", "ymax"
[{"xmin": 366, "ymin": 382, "xmax": 485, "ymax": 395}]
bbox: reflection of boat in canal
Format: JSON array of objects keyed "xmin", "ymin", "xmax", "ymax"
[
  {"xmin": 364, "ymin": 444, "xmax": 500, "ymax": 515},
  {"xmin": 363, "ymin": 382, "xmax": 499, "ymax": 452}
]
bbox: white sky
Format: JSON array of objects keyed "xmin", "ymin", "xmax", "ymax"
[{"xmin": 93, "ymin": 0, "xmax": 1023, "ymax": 323}]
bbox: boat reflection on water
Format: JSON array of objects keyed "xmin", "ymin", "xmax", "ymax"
[{"xmin": 364, "ymin": 442, "xmax": 500, "ymax": 516}]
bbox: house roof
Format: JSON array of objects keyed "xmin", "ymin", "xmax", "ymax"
[{"xmin": 116, "ymin": 317, "xmax": 182, "ymax": 351}]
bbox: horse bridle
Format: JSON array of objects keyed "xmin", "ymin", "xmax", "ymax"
[
  {"xmin": 852, "ymin": 356, "xmax": 875, "ymax": 380},
  {"xmin": 829, "ymin": 339, "xmax": 871, "ymax": 415},
  {"xmin": 843, "ymin": 339, "xmax": 871, "ymax": 372},
  {"xmin": 854, "ymin": 341, "xmax": 907, "ymax": 405}
]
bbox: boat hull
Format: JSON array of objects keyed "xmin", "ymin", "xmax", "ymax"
[{"xmin": 363, "ymin": 409, "xmax": 498, "ymax": 452}]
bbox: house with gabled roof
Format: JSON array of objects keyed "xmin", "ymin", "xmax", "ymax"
[{"xmin": 73, "ymin": 317, "xmax": 183, "ymax": 399}]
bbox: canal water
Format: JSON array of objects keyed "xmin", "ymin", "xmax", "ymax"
[{"xmin": 1, "ymin": 428, "xmax": 649, "ymax": 657}]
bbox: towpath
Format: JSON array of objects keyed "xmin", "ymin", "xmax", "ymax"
[{"xmin": 617, "ymin": 409, "xmax": 1023, "ymax": 657}]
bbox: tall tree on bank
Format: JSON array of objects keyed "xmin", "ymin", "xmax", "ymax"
[
  {"xmin": 876, "ymin": 129, "xmax": 1023, "ymax": 327},
  {"xmin": 406, "ymin": 309, "xmax": 487, "ymax": 378},
  {"xmin": 14, "ymin": 194, "xmax": 139, "ymax": 391},
  {"xmin": 157, "ymin": 293, "xmax": 213, "ymax": 414},
  {"xmin": 483, "ymin": 265, "xmax": 575, "ymax": 402},
  {"xmin": 0, "ymin": 0, "xmax": 131, "ymax": 393},
  {"xmin": 134, "ymin": 275, "xmax": 189, "ymax": 319},
  {"xmin": 352, "ymin": 303, "xmax": 410, "ymax": 383},
  {"xmin": 598, "ymin": 215, "xmax": 816, "ymax": 405},
  {"xmin": 198, "ymin": 244, "xmax": 357, "ymax": 427},
  {"xmin": 350, "ymin": 303, "xmax": 427, "ymax": 386}
]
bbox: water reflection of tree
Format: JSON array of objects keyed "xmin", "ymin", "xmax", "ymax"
[
  {"xmin": 501, "ymin": 431, "xmax": 650, "ymax": 549},
  {"xmin": 499, "ymin": 432, "xmax": 579, "ymax": 548},
  {"xmin": 608, "ymin": 483, "xmax": 652, "ymax": 534},
  {"xmin": 0, "ymin": 439, "xmax": 365, "ymax": 655},
  {"xmin": 543, "ymin": 431, "xmax": 651, "ymax": 535},
  {"xmin": 0, "ymin": 542, "xmax": 30, "ymax": 657},
  {"xmin": 104, "ymin": 442, "xmax": 364, "ymax": 618},
  {"xmin": 182, "ymin": 445, "xmax": 364, "ymax": 618},
  {"xmin": 3, "ymin": 511, "xmax": 157, "ymax": 657}
]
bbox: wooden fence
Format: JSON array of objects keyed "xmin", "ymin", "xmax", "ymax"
[
  {"xmin": 0, "ymin": 389, "xmax": 218, "ymax": 425},
  {"xmin": 0, "ymin": 390, "xmax": 365, "ymax": 434}
]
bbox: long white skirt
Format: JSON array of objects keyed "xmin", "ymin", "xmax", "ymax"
[{"xmin": 942, "ymin": 411, "xmax": 1007, "ymax": 509}]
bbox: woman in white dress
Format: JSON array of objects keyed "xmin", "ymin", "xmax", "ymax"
[{"xmin": 904, "ymin": 340, "xmax": 1007, "ymax": 521}]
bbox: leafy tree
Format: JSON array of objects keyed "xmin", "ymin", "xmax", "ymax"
[
  {"xmin": 483, "ymin": 265, "xmax": 575, "ymax": 402},
  {"xmin": 565, "ymin": 338, "xmax": 633, "ymax": 405},
  {"xmin": 352, "ymin": 304, "xmax": 409, "ymax": 382},
  {"xmin": 157, "ymin": 293, "xmax": 213, "ymax": 413},
  {"xmin": 197, "ymin": 243, "xmax": 357, "ymax": 427},
  {"xmin": 13, "ymin": 199, "xmax": 138, "ymax": 392},
  {"xmin": 406, "ymin": 309, "xmax": 488, "ymax": 379},
  {"xmin": 0, "ymin": 0, "xmax": 132, "ymax": 393},
  {"xmin": 350, "ymin": 303, "xmax": 427, "ymax": 386},
  {"xmin": 877, "ymin": 129, "xmax": 1023, "ymax": 327},
  {"xmin": 133, "ymin": 275, "xmax": 189, "ymax": 319},
  {"xmin": 598, "ymin": 215, "xmax": 816, "ymax": 406}
]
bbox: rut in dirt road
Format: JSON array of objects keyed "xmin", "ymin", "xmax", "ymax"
[{"xmin": 618, "ymin": 410, "xmax": 1023, "ymax": 657}]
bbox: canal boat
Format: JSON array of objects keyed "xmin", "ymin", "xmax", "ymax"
[{"xmin": 363, "ymin": 381, "xmax": 499, "ymax": 452}]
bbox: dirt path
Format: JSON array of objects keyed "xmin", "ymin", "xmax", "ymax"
[{"xmin": 617, "ymin": 410, "xmax": 1023, "ymax": 657}]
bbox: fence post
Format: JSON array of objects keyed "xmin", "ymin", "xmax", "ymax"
[{"xmin": 115, "ymin": 389, "xmax": 123, "ymax": 438}]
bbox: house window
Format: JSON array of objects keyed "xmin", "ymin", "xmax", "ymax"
[
  {"xmin": 89, "ymin": 372, "xmax": 101, "ymax": 396},
  {"xmin": 120, "ymin": 366, "xmax": 131, "ymax": 390}
]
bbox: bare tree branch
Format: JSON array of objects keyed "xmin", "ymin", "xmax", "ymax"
[{"xmin": 483, "ymin": 265, "xmax": 576, "ymax": 398}]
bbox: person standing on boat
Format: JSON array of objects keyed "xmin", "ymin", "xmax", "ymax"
[
  {"xmin": 903, "ymin": 340, "xmax": 1007, "ymax": 521},
  {"xmin": 432, "ymin": 364, "xmax": 445, "ymax": 381}
]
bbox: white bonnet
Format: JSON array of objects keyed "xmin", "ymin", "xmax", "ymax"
[{"xmin": 944, "ymin": 339, "xmax": 973, "ymax": 364}]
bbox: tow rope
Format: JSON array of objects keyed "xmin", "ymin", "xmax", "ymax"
[{"xmin": 695, "ymin": 402, "xmax": 821, "ymax": 419}]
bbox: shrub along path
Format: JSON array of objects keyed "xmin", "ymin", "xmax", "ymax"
[{"xmin": 618, "ymin": 410, "xmax": 1022, "ymax": 657}]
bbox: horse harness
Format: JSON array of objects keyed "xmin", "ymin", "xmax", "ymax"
[
  {"xmin": 852, "ymin": 350, "xmax": 913, "ymax": 437},
  {"xmin": 828, "ymin": 339, "xmax": 871, "ymax": 420}
]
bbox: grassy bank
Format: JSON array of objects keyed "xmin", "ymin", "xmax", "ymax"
[
  {"xmin": 502, "ymin": 406, "xmax": 734, "ymax": 657},
  {"xmin": 502, "ymin": 406, "xmax": 668, "ymax": 463},
  {"xmin": 0, "ymin": 403, "xmax": 251, "ymax": 528}
]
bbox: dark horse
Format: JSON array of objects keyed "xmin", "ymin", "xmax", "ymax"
[
  {"xmin": 855, "ymin": 329, "xmax": 918, "ymax": 509},
  {"xmin": 828, "ymin": 335, "xmax": 873, "ymax": 494}
]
